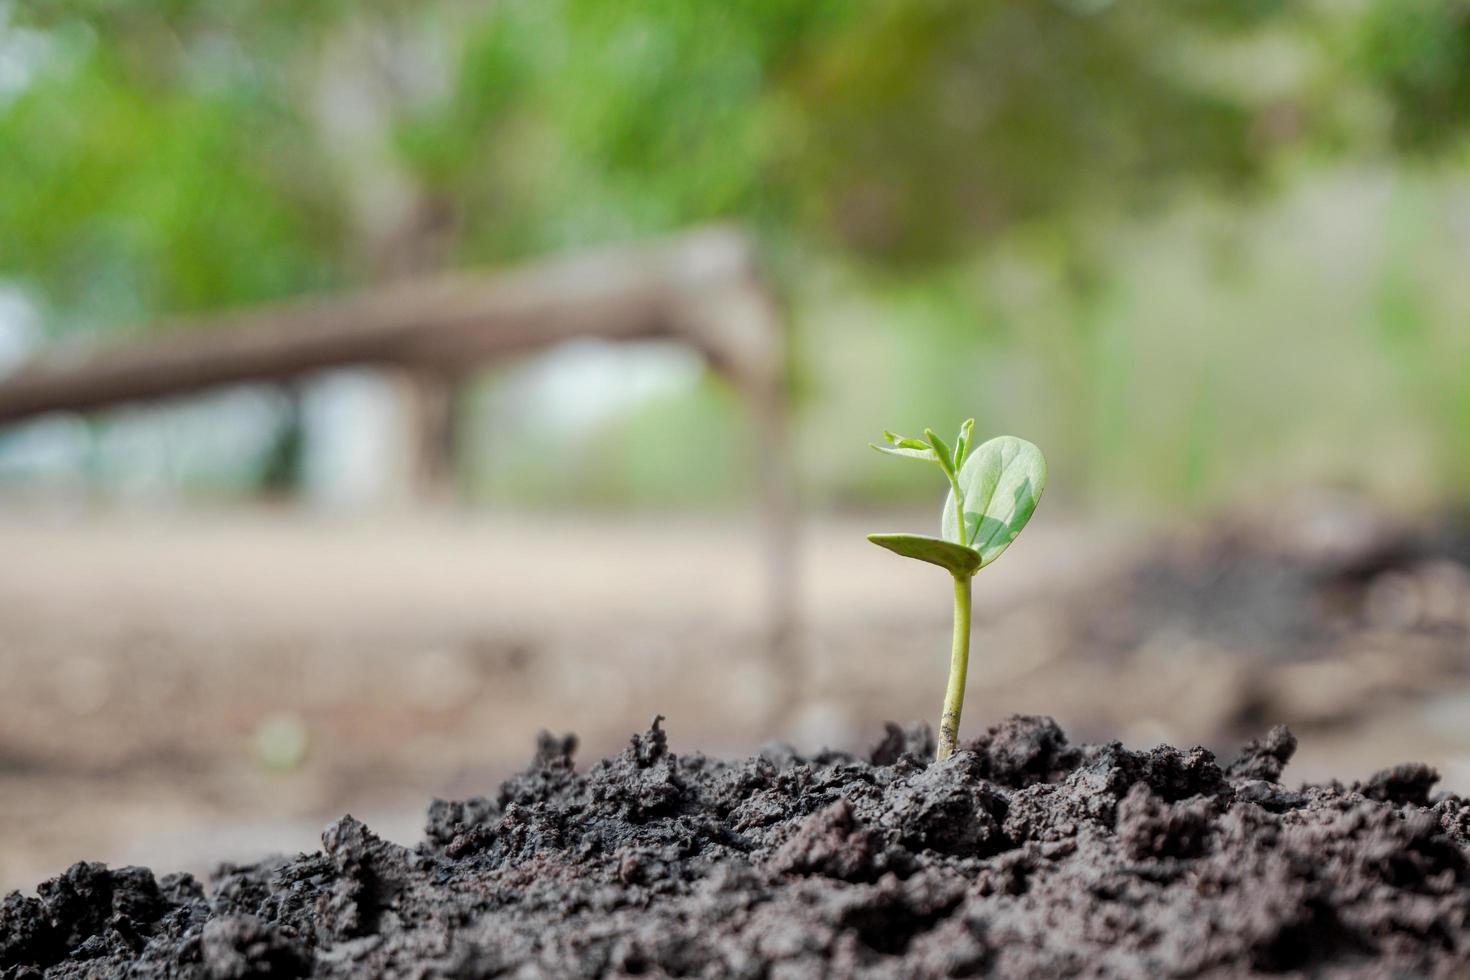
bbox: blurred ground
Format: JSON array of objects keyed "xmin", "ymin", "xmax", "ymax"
[{"xmin": 3, "ymin": 500, "xmax": 1470, "ymax": 893}]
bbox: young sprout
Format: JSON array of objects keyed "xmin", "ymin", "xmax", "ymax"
[{"xmin": 868, "ymin": 424, "xmax": 1047, "ymax": 761}]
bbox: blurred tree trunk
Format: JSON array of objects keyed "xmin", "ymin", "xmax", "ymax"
[
  {"xmin": 397, "ymin": 366, "xmax": 464, "ymax": 504},
  {"xmin": 259, "ymin": 384, "xmax": 307, "ymax": 497}
]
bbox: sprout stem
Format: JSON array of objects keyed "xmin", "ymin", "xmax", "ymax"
[
  {"xmin": 943, "ymin": 471, "xmax": 966, "ymax": 545},
  {"xmin": 937, "ymin": 573, "xmax": 973, "ymax": 761}
]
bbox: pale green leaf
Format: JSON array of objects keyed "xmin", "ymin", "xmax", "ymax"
[
  {"xmin": 870, "ymin": 442, "xmax": 939, "ymax": 461},
  {"xmin": 883, "ymin": 430, "xmax": 931, "ymax": 451},
  {"xmin": 940, "ymin": 435, "xmax": 1047, "ymax": 566},
  {"xmin": 953, "ymin": 418, "xmax": 974, "ymax": 468},
  {"xmin": 924, "ymin": 428, "xmax": 956, "ymax": 477},
  {"xmin": 867, "ymin": 532, "xmax": 981, "ymax": 576}
]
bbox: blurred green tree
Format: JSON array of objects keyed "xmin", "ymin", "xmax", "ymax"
[
  {"xmin": 0, "ymin": 1, "xmax": 1303, "ymax": 322},
  {"xmin": 2, "ymin": 1, "xmax": 1467, "ymax": 506}
]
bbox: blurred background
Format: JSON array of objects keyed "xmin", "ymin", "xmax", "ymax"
[{"xmin": 4, "ymin": 0, "xmax": 1470, "ymax": 890}]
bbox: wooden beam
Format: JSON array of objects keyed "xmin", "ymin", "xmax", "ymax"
[{"xmin": 0, "ymin": 226, "xmax": 769, "ymax": 424}]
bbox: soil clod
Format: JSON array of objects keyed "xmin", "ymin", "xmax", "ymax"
[{"xmin": 4, "ymin": 716, "xmax": 1470, "ymax": 978}]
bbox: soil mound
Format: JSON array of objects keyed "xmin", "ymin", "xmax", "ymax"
[{"xmin": 4, "ymin": 716, "xmax": 1470, "ymax": 978}]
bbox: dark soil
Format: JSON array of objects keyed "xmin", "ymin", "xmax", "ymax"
[
  {"xmin": 1077, "ymin": 507, "xmax": 1470, "ymax": 665},
  {"xmin": 5, "ymin": 716, "xmax": 1470, "ymax": 979}
]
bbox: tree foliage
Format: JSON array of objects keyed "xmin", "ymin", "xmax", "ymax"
[
  {"xmin": 5, "ymin": 1, "xmax": 1470, "ymax": 505},
  {"xmin": 0, "ymin": 0, "xmax": 1372, "ymax": 329}
]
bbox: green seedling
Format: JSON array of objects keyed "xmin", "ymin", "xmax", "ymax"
[{"xmin": 868, "ymin": 424, "xmax": 1047, "ymax": 761}]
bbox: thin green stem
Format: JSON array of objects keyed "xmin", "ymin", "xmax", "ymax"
[
  {"xmin": 946, "ymin": 473, "xmax": 967, "ymax": 545},
  {"xmin": 937, "ymin": 573, "xmax": 973, "ymax": 761}
]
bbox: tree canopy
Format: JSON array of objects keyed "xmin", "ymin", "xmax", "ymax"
[
  {"xmin": 4, "ymin": 1, "xmax": 1470, "ymax": 507},
  {"xmin": 5, "ymin": 0, "xmax": 1457, "ymax": 331}
]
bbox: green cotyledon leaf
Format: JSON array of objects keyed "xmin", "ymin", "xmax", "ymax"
[
  {"xmin": 866, "ymin": 532, "xmax": 982, "ymax": 576},
  {"xmin": 939, "ymin": 435, "xmax": 1047, "ymax": 567}
]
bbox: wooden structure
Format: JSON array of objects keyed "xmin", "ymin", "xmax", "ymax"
[{"xmin": 0, "ymin": 227, "xmax": 796, "ymax": 665}]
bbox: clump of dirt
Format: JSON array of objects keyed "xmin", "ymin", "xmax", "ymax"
[{"xmin": 4, "ymin": 716, "xmax": 1470, "ymax": 978}]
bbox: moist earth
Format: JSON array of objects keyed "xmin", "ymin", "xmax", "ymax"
[{"xmin": 4, "ymin": 717, "xmax": 1470, "ymax": 979}]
